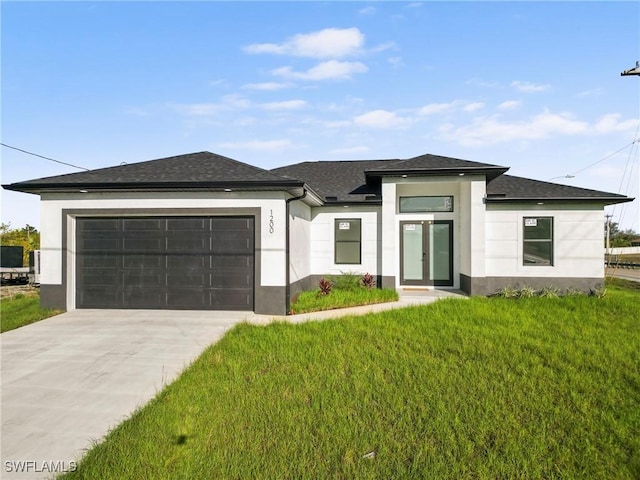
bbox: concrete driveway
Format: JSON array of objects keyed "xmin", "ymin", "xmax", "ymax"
[{"xmin": 1, "ymin": 309, "xmax": 252, "ymax": 479}]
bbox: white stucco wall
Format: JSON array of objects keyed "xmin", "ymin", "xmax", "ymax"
[
  {"xmin": 39, "ymin": 191, "xmax": 289, "ymax": 307},
  {"xmin": 310, "ymin": 206, "xmax": 380, "ymax": 276},
  {"xmin": 289, "ymin": 200, "xmax": 311, "ymax": 284},
  {"xmin": 485, "ymin": 204, "xmax": 605, "ymax": 278},
  {"xmin": 381, "ymin": 176, "xmax": 486, "ymax": 289}
]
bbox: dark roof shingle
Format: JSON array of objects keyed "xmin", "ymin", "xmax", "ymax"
[
  {"xmin": 487, "ymin": 175, "xmax": 631, "ymax": 203},
  {"xmin": 272, "ymin": 159, "xmax": 393, "ymax": 202},
  {"xmin": 5, "ymin": 152, "xmax": 298, "ymax": 192}
]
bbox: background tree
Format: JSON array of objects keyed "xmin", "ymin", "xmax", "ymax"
[
  {"xmin": 605, "ymin": 221, "xmax": 639, "ymax": 248},
  {"xmin": 0, "ymin": 223, "xmax": 40, "ymax": 266}
]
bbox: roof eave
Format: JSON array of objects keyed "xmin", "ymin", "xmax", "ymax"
[
  {"xmin": 365, "ymin": 167, "xmax": 509, "ymax": 182},
  {"xmin": 484, "ymin": 196, "xmax": 634, "ymax": 205},
  {"xmin": 322, "ymin": 200, "xmax": 382, "ymax": 207},
  {"xmin": 2, "ymin": 180, "xmax": 306, "ymax": 195}
]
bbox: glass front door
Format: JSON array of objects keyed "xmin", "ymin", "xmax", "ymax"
[{"xmin": 400, "ymin": 220, "xmax": 453, "ymax": 286}]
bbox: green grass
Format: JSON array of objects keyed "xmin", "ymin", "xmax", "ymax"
[
  {"xmin": 63, "ymin": 282, "xmax": 639, "ymax": 479},
  {"xmin": 291, "ymin": 287, "xmax": 399, "ymax": 314},
  {"xmin": 0, "ymin": 293, "xmax": 64, "ymax": 333}
]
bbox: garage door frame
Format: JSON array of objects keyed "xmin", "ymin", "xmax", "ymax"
[{"xmin": 58, "ymin": 207, "xmax": 269, "ymax": 312}]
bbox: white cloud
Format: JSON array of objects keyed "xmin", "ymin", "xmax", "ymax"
[
  {"xmin": 221, "ymin": 94, "xmax": 251, "ymax": 109},
  {"xmin": 437, "ymin": 110, "xmax": 637, "ymax": 147},
  {"xmin": 388, "ymin": 56, "xmax": 404, "ymax": 68},
  {"xmin": 330, "ymin": 146, "xmax": 370, "ymax": 155},
  {"xmin": 406, "ymin": 2, "xmax": 423, "ymax": 8},
  {"xmin": 497, "ymin": 100, "xmax": 522, "ymax": 110},
  {"xmin": 593, "ymin": 113, "xmax": 638, "ymax": 134},
  {"xmin": 260, "ymin": 100, "xmax": 307, "ymax": 110},
  {"xmin": 419, "ymin": 102, "xmax": 456, "ymax": 115},
  {"xmin": 242, "ymin": 82, "xmax": 292, "ymax": 91},
  {"xmin": 171, "ymin": 95, "xmax": 251, "ymax": 116},
  {"xmin": 466, "ymin": 78, "xmax": 500, "ymax": 88},
  {"xmin": 217, "ymin": 139, "xmax": 292, "ymax": 151},
  {"xmin": 464, "ymin": 102, "xmax": 485, "ymax": 112},
  {"xmin": 359, "ymin": 6, "xmax": 376, "ymax": 15},
  {"xmin": 369, "ymin": 42, "xmax": 396, "ymax": 54},
  {"xmin": 173, "ymin": 103, "xmax": 220, "ymax": 116},
  {"xmin": 323, "ymin": 120, "xmax": 352, "ymax": 128},
  {"xmin": 272, "ymin": 60, "xmax": 368, "ymax": 81},
  {"xmin": 244, "ymin": 27, "xmax": 365, "ymax": 59},
  {"xmin": 353, "ymin": 109, "xmax": 412, "ymax": 129},
  {"xmin": 511, "ymin": 80, "xmax": 550, "ymax": 93},
  {"xmin": 577, "ymin": 88, "xmax": 604, "ymax": 98}
]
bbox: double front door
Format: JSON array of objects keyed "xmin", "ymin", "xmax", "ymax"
[{"xmin": 400, "ymin": 220, "xmax": 453, "ymax": 286}]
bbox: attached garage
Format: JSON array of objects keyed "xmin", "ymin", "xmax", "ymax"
[{"xmin": 76, "ymin": 216, "xmax": 255, "ymax": 310}]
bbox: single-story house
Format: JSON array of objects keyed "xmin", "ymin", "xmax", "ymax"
[{"xmin": 3, "ymin": 151, "xmax": 633, "ymax": 315}]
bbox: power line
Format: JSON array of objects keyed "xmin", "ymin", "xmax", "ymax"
[
  {"xmin": 568, "ymin": 138, "xmax": 640, "ymax": 177},
  {"xmin": 1, "ymin": 143, "xmax": 90, "ymax": 171}
]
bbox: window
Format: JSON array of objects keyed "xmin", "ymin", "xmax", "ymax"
[
  {"xmin": 523, "ymin": 217, "xmax": 553, "ymax": 266},
  {"xmin": 399, "ymin": 196, "xmax": 453, "ymax": 213},
  {"xmin": 335, "ymin": 219, "xmax": 361, "ymax": 264}
]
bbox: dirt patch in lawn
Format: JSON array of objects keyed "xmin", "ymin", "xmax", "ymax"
[{"xmin": 0, "ymin": 285, "xmax": 40, "ymax": 299}]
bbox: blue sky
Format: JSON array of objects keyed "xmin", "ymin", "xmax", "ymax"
[{"xmin": 2, "ymin": 1, "xmax": 639, "ymax": 231}]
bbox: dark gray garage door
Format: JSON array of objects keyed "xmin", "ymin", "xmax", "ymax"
[{"xmin": 76, "ymin": 216, "xmax": 254, "ymax": 310}]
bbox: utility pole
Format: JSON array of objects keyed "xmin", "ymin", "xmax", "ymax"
[{"xmin": 620, "ymin": 61, "xmax": 640, "ymax": 235}]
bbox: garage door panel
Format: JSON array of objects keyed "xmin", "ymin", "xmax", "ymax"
[
  {"xmin": 123, "ymin": 237, "xmax": 165, "ymax": 251},
  {"xmin": 211, "ymin": 255, "xmax": 252, "ymax": 269},
  {"xmin": 80, "ymin": 254, "xmax": 119, "ymax": 269},
  {"xmin": 77, "ymin": 216, "xmax": 254, "ymax": 310},
  {"xmin": 166, "ymin": 255, "xmax": 207, "ymax": 269},
  {"xmin": 123, "ymin": 255, "xmax": 164, "ymax": 269},
  {"xmin": 210, "ymin": 271, "xmax": 253, "ymax": 288},
  {"xmin": 166, "ymin": 289, "xmax": 209, "ymax": 309},
  {"xmin": 210, "ymin": 291, "xmax": 253, "ymax": 310},
  {"xmin": 80, "ymin": 237, "xmax": 121, "ymax": 251},
  {"xmin": 80, "ymin": 272, "xmax": 120, "ymax": 286},
  {"xmin": 81, "ymin": 219, "xmax": 119, "ymax": 231},
  {"xmin": 122, "ymin": 218, "xmax": 164, "ymax": 231},
  {"xmin": 167, "ymin": 218, "xmax": 209, "ymax": 231},
  {"xmin": 212, "ymin": 237, "xmax": 253, "ymax": 253},
  {"xmin": 123, "ymin": 271, "xmax": 165, "ymax": 287},
  {"xmin": 167, "ymin": 271, "xmax": 209, "ymax": 287},
  {"xmin": 79, "ymin": 287, "xmax": 122, "ymax": 307},
  {"xmin": 166, "ymin": 237, "xmax": 209, "ymax": 252},
  {"xmin": 123, "ymin": 288, "xmax": 165, "ymax": 308}
]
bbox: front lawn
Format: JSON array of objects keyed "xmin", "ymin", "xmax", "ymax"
[
  {"xmin": 0, "ymin": 292, "xmax": 64, "ymax": 333},
  {"xmin": 63, "ymin": 282, "xmax": 639, "ymax": 479}
]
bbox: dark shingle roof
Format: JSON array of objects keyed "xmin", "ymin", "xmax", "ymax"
[
  {"xmin": 486, "ymin": 175, "xmax": 631, "ymax": 204},
  {"xmin": 372, "ymin": 153, "xmax": 504, "ymax": 170},
  {"xmin": 272, "ymin": 159, "xmax": 393, "ymax": 203},
  {"xmin": 4, "ymin": 152, "xmax": 300, "ymax": 193},
  {"xmin": 3, "ymin": 150, "xmax": 632, "ymax": 206},
  {"xmin": 364, "ymin": 153, "xmax": 509, "ymax": 181}
]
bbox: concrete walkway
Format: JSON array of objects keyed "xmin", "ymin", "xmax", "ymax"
[{"xmin": 1, "ymin": 289, "xmax": 464, "ymax": 479}]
